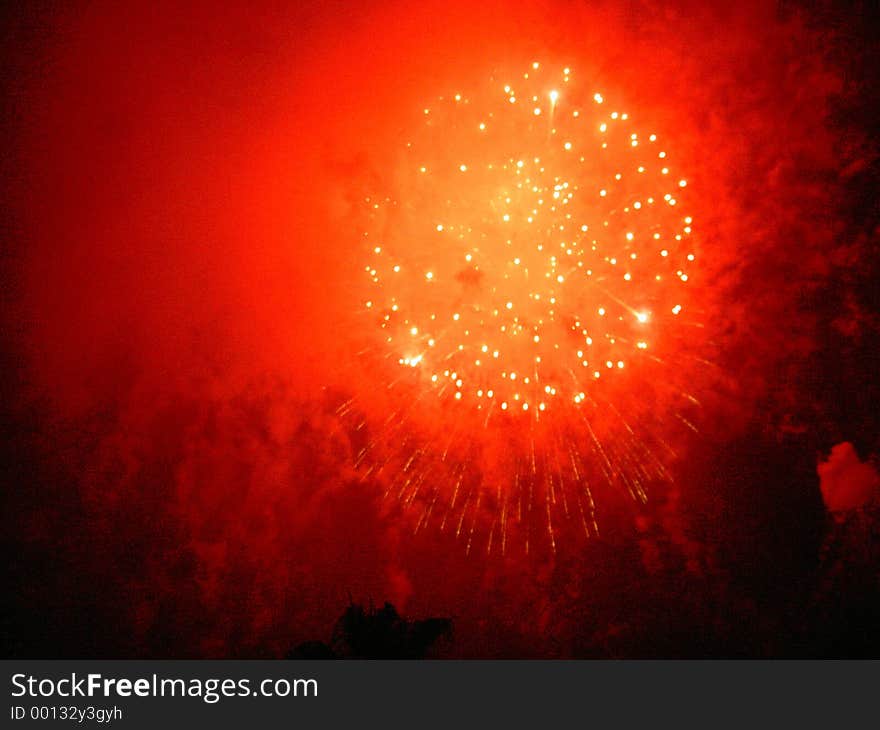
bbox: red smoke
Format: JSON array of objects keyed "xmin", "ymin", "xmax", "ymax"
[
  {"xmin": 818, "ymin": 442, "xmax": 880, "ymax": 513},
  {"xmin": 4, "ymin": 0, "xmax": 874, "ymax": 657}
]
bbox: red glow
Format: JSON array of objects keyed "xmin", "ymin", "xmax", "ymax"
[{"xmin": 5, "ymin": 0, "xmax": 868, "ymax": 658}]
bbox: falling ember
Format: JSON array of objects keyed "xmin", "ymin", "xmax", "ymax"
[{"xmin": 346, "ymin": 64, "xmax": 703, "ymax": 555}]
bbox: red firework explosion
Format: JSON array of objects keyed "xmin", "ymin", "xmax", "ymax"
[{"xmin": 340, "ymin": 62, "xmax": 705, "ymax": 554}]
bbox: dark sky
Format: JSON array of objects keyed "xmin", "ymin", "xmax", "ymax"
[{"xmin": 2, "ymin": 0, "xmax": 879, "ymax": 658}]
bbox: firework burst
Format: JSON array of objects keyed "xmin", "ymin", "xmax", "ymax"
[{"xmin": 341, "ymin": 63, "xmax": 703, "ymax": 555}]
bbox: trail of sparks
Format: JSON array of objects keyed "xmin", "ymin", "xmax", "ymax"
[{"xmin": 343, "ymin": 62, "xmax": 703, "ymax": 554}]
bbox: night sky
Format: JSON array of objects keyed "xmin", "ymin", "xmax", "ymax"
[{"xmin": 2, "ymin": 0, "xmax": 879, "ymax": 658}]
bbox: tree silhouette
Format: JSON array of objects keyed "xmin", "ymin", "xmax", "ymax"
[{"xmin": 287, "ymin": 601, "xmax": 452, "ymax": 659}]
